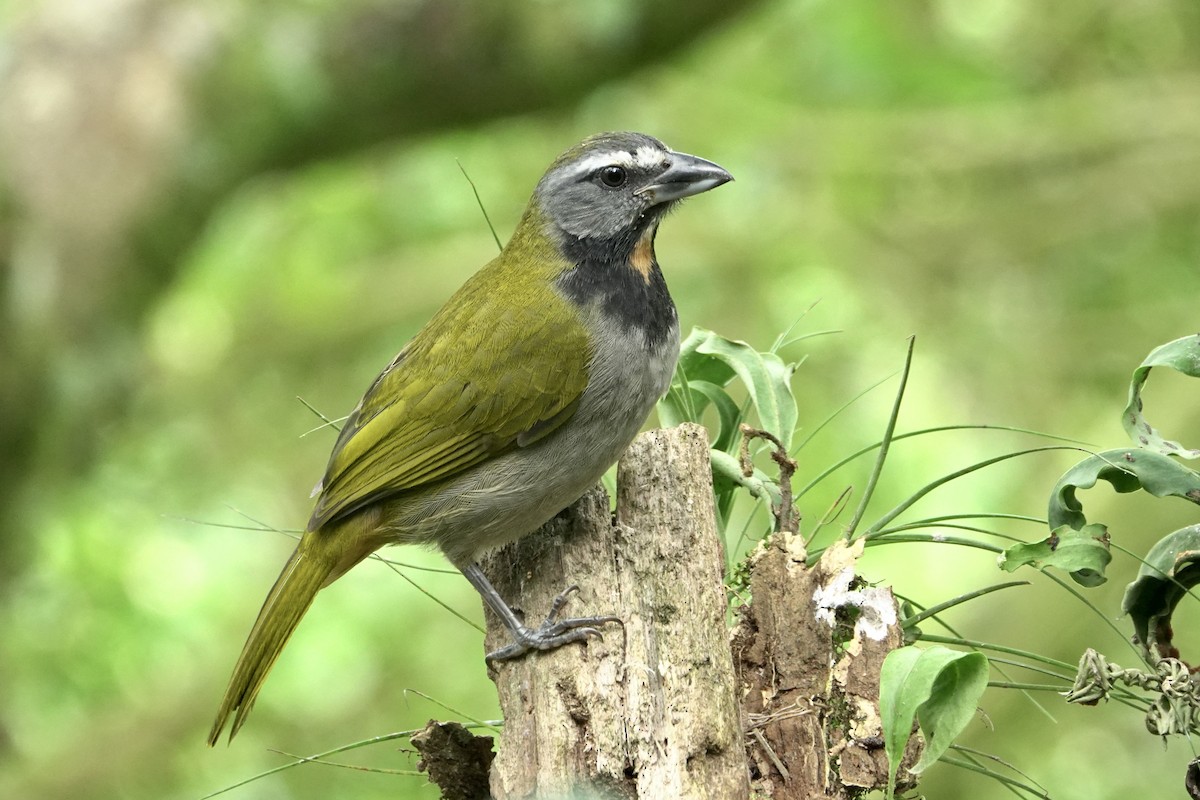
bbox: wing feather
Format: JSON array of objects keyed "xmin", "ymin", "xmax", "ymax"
[{"xmin": 307, "ymin": 261, "xmax": 589, "ymax": 530}]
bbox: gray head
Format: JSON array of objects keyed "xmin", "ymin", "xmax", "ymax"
[{"xmin": 534, "ymin": 131, "xmax": 732, "ymax": 241}]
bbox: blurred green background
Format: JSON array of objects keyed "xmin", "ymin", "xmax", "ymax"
[{"xmin": 1, "ymin": 0, "xmax": 1198, "ymax": 798}]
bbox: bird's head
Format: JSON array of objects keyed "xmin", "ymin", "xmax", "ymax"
[{"xmin": 531, "ymin": 131, "xmax": 732, "ymax": 247}]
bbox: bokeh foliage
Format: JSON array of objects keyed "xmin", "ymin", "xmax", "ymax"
[{"xmin": 2, "ymin": 1, "xmax": 1200, "ymax": 798}]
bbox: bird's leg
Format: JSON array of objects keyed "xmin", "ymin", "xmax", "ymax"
[{"xmin": 459, "ymin": 561, "xmax": 621, "ymax": 662}]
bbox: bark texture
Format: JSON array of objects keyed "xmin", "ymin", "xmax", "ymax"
[
  {"xmin": 732, "ymin": 534, "xmax": 914, "ymax": 798},
  {"xmin": 478, "ymin": 423, "xmax": 748, "ymax": 799},
  {"xmin": 412, "ymin": 720, "xmax": 495, "ymax": 800},
  {"xmin": 428, "ymin": 424, "xmax": 911, "ymax": 799}
]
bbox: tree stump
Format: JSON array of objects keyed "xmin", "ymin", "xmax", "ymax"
[
  {"xmin": 478, "ymin": 423, "xmax": 748, "ymax": 799},
  {"xmin": 420, "ymin": 424, "xmax": 912, "ymax": 798},
  {"xmin": 731, "ymin": 533, "xmax": 915, "ymax": 798}
]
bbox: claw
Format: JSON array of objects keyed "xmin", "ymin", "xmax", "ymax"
[
  {"xmin": 544, "ymin": 584, "xmax": 581, "ymax": 623},
  {"xmin": 458, "ymin": 563, "xmax": 622, "ymax": 664},
  {"xmin": 485, "ymin": 596, "xmax": 621, "ymax": 662}
]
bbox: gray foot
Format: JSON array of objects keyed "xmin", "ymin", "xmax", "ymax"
[{"xmin": 486, "ymin": 585, "xmax": 621, "ymax": 662}]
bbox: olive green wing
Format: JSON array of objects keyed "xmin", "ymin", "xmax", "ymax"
[{"xmin": 307, "ymin": 289, "xmax": 590, "ymax": 531}]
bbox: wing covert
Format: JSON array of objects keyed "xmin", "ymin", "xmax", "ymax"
[{"xmin": 307, "ymin": 275, "xmax": 590, "ymax": 531}]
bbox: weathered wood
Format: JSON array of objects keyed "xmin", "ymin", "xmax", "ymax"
[
  {"xmin": 411, "ymin": 720, "xmax": 494, "ymax": 800},
  {"xmin": 479, "ymin": 423, "xmax": 748, "ymax": 799},
  {"xmin": 732, "ymin": 534, "xmax": 913, "ymax": 798}
]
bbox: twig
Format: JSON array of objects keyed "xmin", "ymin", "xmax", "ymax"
[{"xmin": 739, "ymin": 424, "xmax": 799, "ymax": 533}]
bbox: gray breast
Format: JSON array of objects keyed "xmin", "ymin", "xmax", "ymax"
[{"xmin": 385, "ymin": 305, "xmax": 680, "ymax": 566}]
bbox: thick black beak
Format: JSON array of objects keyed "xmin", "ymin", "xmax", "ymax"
[{"xmin": 637, "ymin": 151, "xmax": 733, "ymax": 205}]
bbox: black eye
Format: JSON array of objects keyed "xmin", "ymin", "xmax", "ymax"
[{"xmin": 597, "ymin": 165, "xmax": 627, "ymax": 188}]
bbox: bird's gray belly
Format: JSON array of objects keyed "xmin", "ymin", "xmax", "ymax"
[{"xmin": 380, "ymin": 318, "xmax": 679, "ymax": 565}]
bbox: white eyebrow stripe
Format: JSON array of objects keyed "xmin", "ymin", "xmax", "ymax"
[
  {"xmin": 569, "ymin": 146, "xmax": 670, "ymax": 178},
  {"xmin": 634, "ymin": 144, "xmax": 667, "ymax": 166},
  {"xmin": 572, "ymin": 151, "xmax": 635, "ymax": 175}
]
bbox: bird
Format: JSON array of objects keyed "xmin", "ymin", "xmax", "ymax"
[{"xmin": 207, "ymin": 131, "xmax": 732, "ymax": 745}]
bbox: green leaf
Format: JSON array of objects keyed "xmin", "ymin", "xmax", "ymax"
[
  {"xmin": 1121, "ymin": 523, "xmax": 1200, "ymax": 658},
  {"xmin": 659, "ymin": 329, "xmax": 736, "ymax": 428},
  {"xmin": 1047, "ymin": 449, "xmax": 1200, "ymax": 531},
  {"xmin": 913, "ymin": 655, "xmax": 990, "ymax": 773},
  {"xmin": 1122, "ymin": 334, "xmax": 1200, "ymax": 459},
  {"xmin": 998, "ymin": 524, "xmax": 1112, "ymax": 587},
  {"xmin": 658, "ymin": 377, "xmax": 742, "ymax": 453},
  {"xmin": 656, "ymin": 385, "xmax": 690, "ymax": 429},
  {"xmin": 676, "ymin": 326, "xmax": 737, "ymax": 388},
  {"xmin": 667, "ymin": 327, "xmax": 799, "ymax": 450},
  {"xmin": 688, "ymin": 380, "xmax": 743, "ymax": 453},
  {"xmin": 693, "ymin": 330, "xmax": 798, "ymax": 449},
  {"xmin": 880, "ymin": 645, "xmax": 989, "ymax": 797}
]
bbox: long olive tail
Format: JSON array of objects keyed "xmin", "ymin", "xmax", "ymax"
[{"xmin": 207, "ymin": 538, "xmax": 338, "ymax": 745}]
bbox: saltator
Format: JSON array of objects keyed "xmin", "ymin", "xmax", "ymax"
[{"xmin": 208, "ymin": 131, "xmax": 732, "ymax": 743}]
